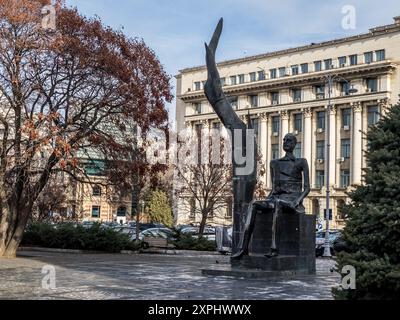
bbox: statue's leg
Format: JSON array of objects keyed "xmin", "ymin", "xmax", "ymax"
[
  {"xmin": 266, "ymin": 199, "xmax": 281, "ymax": 258},
  {"xmin": 231, "ymin": 204, "xmax": 257, "ymax": 259}
]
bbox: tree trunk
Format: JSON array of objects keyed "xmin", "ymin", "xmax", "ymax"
[
  {"xmin": 0, "ymin": 205, "xmax": 31, "ymax": 258},
  {"xmin": 198, "ymin": 210, "xmax": 209, "ymax": 237}
]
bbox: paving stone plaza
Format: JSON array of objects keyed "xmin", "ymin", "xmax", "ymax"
[{"xmin": 0, "ymin": 251, "xmax": 341, "ymax": 300}]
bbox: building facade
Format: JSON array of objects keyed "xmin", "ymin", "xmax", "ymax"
[{"xmin": 175, "ymin": 16, "xmax": 400, "ymax": 229}]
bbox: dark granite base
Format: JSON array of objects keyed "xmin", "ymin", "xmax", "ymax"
[
  {"xmin": 202, "ymin": 265, "xmax": 312, "ymax": 279},
  {"xmin": 231, "ymin": 254, "xmax": 315, "ymax": 274}
]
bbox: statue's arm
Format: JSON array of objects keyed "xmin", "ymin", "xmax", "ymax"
[
  {"xmin": 297, "ymin": 159, "xmax": 311, "ymax": 204},
  {"xmin": 204, "ymin": 18, "xmax": 245, "ymax": 130}
]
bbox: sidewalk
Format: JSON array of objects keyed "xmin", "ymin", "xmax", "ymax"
[{"xmin": 0, "ymin": 251, "xmax": 340, "ymax": 300}]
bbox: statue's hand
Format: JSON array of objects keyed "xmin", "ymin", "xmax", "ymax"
[
  {"xmin": 289, "ymin": 199, "xmax": 301, "ymax": 210},
  {"xmin": 204, "ymin": 18, "xmax": 224, "ymax": 105}
]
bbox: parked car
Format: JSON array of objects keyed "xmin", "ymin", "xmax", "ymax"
[
  {"xmin": 181, "ymin": 226, "xmax": 216, "ymax": 241},
  {"xmin": 127, "ymin": 222, "xmax": 165, "ymax": 231},
  {"xmin": 127, "ymin": 227, "xmax": 175, "ymax": 242},
  {"xmin": 316, "ymin": 230, "xmax": 342, "ymax": 256},
  {"xmin": 332, "ymin": 233, "xmax": 348, "ymax": 254}
]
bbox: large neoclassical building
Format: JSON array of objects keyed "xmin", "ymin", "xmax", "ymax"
[{"xmin": 174, "ymin": 16, "xmax": 400, "ymax": 229}]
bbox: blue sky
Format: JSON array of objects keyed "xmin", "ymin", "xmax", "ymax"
[{"xmin": 65, "ymin": 0, "xmax": 400, "ymax": 125}]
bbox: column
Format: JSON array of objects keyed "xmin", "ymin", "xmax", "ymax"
[
  {"xmin": 352, "ymin": 102, "xmax": 363, "ymax": 185},
  {"xmin": 303, "ymin": 107, "xmax": 313, "ymax": 168},
  {"xmin": 266, "ymin": 114, "xmax": 272, "ymax": 189},
  {"xmin": 281, "ymin": 110, "xmax": 290, "ymax": 137},
  {"xmin": 259, "ymin": 113, "xmax": 268, "ymax": 187},
  {"xmin": 378, "ymin": 98, "xmax": 391, "ymax": 117},
  {"xmin": 328, "ymin": 105, "xmax": 337, "ymax": 188}
]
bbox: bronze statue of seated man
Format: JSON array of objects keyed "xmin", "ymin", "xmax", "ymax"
[{"xmin": 232, "ymin": 133, "xmax": 310, "ymax": 259}]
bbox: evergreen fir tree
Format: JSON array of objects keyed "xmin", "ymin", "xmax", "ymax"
[
  {"xmin": 333, "ymin": 103, "xmax": 400, "ymax": 300},
  {"xmin": 147, "ymin": 190, "xmax": 173, "ymax": 227}
]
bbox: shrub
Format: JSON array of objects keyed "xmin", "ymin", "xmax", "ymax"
[{"xmin": 22, "ymin": 222, "xmax": 140, "ymax": 253}]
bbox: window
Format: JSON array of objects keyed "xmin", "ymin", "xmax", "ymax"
[
  {"xmin": 324, "ymin": 59, "xmax": 333, "ymax": 70},
  {"xmin": 342, "ymin": 108, "xmax": 351, "ymax": 128},
  {"xmin": 258, "ymin": 70, "xmax": 265, "ymax": 80},
  {"xmin": 340, "ymin": 82, "xmax": 350, "ymax": 96},
  {"xmin": 312, "ymin": 199, "xmax": 320, "ymax": 217},
  {"xmin": 337, "ymin": 199, "xmax": 346, "ymax": 219},
  {"xmin": 117, "ymin": 206, "xmax": 127, "ymax": 217},
  {"xmin": 92, "ymin": 185, "xmax": 101, "ymax": 196},
  {"xmin": 315, "ymin": 85, "xmax": 325, "ymax": 99},
  {"xmin": 368, "ymin": 106, "xmax": 380, "ymax": 125},
  {"xmin": 272, "ymin": 144, "xmax": 280, "ymax": 160},
  {"xmin": 340, "ymin": 170, "xmax": 350, "ymax": 188},
  {"xmin": 91, "ymin": 206, "xmax": 100, "ymax": 218},
  {"xmin": 194, "ymin": 102, "xmax": 202, "ymax": 114},
  {"xmin": 212, "ymin": 122, "xmax": 221, "ymax": 130},
  {"xmin": 238, "ymin": 74, "xmax": 245, "ymax": 84},
  {"xmin": 338, "ymin": 56, "xmax": 347, "ymax": 67},
  {"xmin": 291, "ymin": 65, "xmax": 299, "ymax": 75},
  {"xmin": 316, "ymin": 141, "xmax": 325, "ymax": 160},
  {"xmin": 249, "ymin": 95, "xmax": 258, "ymax": 108},
  {"xmin": 294, "ymin": 113, "xmax": 302, "ymax": 132},
  {"xmin": 292, "ymin": 88, "xmax": 302, "ymax": 102},
  {"xmin": 301, "ymin": 63, "xmax": 309, "ymax": 74},
  {"xmin": 220, "ymin": 77, "xmax": 226, "ymax": 86},
  {"xmin": 315, "ymin": 170, "xmax": 325, "ymax": 188},
  {"xmin": 250, "ymin": 118, "xmax": 259, "ymax": 139},
  {"xmin": 194, "ymin": 81, "xmax": 201, "ymax": 91},
  {"xmin": 366, "ymin": 78, "xmax": 378, "ymax": 92},
  {"xmin": 195, "ymin": 123, "xmax": 203, "ymax": 138},
  {"xmin": 270, "ymin": 69, "xmax": 277, "ymax": 79},
  {"xmin": 364, "ymin": 51, "xmax": 373, "ymax": 64},
  {"xmin": 271, "ymin": 92, "xmax": 279, "ymax": 105},
  {"xmin": 85, "ymin": 160, "xmax": 105, "ymax": 176},
  {"xmin": 349, "ymin": 54, "xmax": 358, "ymax": 66},
  {"xmin": 250, "ymin": 72, "xmax": 257, "ymax": 82},
  {"xmin": 341, "ymin": 139, "xmax": 351, "ymax": 158},
  {"xmin": 314, "ymin": 61, "xmax": 322, "ymax": 72},
  {"xmin": 376, "ymin": 49, "xmax": 385, "ymax": 61},
  {"xmin": 294, "ymin": 142, "xmax": 302, "ymax": 158},
  {"xmin": 230, "ymin": 76, "xmax": 237, "ymax": 85},
  {"xmin": 230, "ymin": 97, "xmax": 238, "ymax": 109},
  {"xmin": 272, "ymin": 116, "xmax": 280, "ymax": 134},
  {"xmin": 317, "ymin": 111, "xmax": 326, "ymax": 130},
  {"xmin": 279, "ymin": 67, "xmax": 286, "ymax": 77}
]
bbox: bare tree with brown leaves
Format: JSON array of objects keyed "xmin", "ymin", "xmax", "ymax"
[{"xmin": 0, "ymin": 0, "xmax": 172, "ymax": 257}]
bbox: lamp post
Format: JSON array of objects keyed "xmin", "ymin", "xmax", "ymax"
[{"xmin": 322, "ymin": 73, "xmax": 357, "ymax": 258}]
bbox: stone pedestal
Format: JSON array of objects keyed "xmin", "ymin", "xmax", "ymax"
[{"xmin": 233, "ymin": 211, "xmax": 316, "ymax": 275}]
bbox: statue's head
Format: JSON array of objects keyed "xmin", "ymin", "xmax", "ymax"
[{"xmin": 283, "ymin": 133, "xmax": 297, "ymax": 153}]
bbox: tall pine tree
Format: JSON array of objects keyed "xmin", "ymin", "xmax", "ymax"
[{"xmin": 334, "ymin": 103, "xmax": 400, "ymax": 300}]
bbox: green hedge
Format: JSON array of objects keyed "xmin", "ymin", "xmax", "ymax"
[{"xmin": 22, "ymin": 222, "xmax": 140, "ymax": 253}]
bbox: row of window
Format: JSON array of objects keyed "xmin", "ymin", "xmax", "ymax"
[
  {"xmin": 266, "ymin": 106, "xmax": 379, "ymax": 135},
  {"xmin": 193, "ymin": 78, "xmax": 378, "ymax": 114},
  {"xmin": 314, "ymin": 170, "xmax": 350, "ymax": 189},
  {"xmin": 91, "ymin": 206, "xmax": 127, "ymax": 218},
  {"xmin": 193, "ymin": 50, "xmax": 385, "ymax": 90}
]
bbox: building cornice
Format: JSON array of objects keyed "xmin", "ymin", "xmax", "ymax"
[
  {"xmin": 178, "ymin": 19, "xmax": 400, "ymax": 75},
  {"xmin": 178, "ymin": 61, "xmax": 397, "ymax": 101}
]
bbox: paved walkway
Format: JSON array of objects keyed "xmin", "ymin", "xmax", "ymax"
[{"xmin": 0, "ymin": 251, "xmax": 340, "ymax": 300}]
